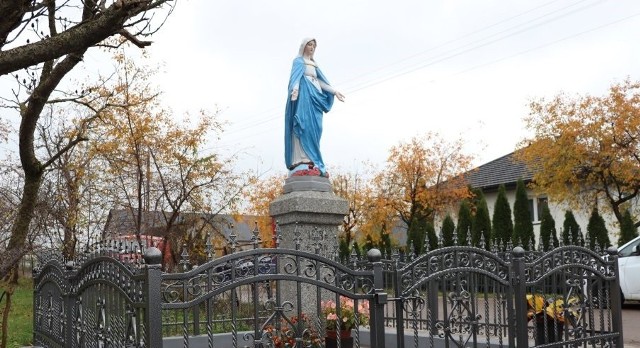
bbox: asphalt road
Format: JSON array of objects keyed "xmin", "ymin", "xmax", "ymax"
[{"xmin": 623, "ymin": 301, "xmax": 640, "ymax": 347}]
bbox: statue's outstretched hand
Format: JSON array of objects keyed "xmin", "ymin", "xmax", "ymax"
[
  {"xmin": 335, "ymin": 91, "xmax": 345, "ymax": 102},
  {"xmin": 291, "ymin": 89, "xmax": 299, "ymax": 101}
]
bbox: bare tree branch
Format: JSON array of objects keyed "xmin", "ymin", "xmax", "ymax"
[{"xmin": 0, "ymin": 0, "xmax": 173, "ymax": 76}]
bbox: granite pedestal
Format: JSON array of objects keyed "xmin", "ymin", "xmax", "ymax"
[{"xmin": 269, "ymin": 175, "xmax": 348, "ymax": 321}]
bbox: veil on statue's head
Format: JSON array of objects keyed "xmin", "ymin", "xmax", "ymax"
[{"xmin": 298, "ymin": 37, "xmax": 316, "ymax": 59}]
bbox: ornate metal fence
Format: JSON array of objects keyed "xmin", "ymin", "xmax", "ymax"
[{"xmin": 33, "ymin": 234, "xmax": 622, "ymax": 348}]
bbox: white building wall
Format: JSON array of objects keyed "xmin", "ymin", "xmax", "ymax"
[
  {"xmin": 485, "ymin": 189, "xmax": 620, "ymax": 246},
  {"xmin": 443, "ymin": 188, "xmax": 622, "ymax": 247}
]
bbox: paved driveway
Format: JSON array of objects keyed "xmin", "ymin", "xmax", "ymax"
[{"xmin": 623, "ymin": 301, "xmax": 640, "ymax": 347}]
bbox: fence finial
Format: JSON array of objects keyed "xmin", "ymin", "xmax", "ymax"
[
  {"xmin": 252, "ymin": 221, "xmax": 261, "ymax": 249},
  {"xmin": 273, "ymin": 221, "xmax": 281, "ymax": 248},
  {"xmin": 367, "ymin": 248, "xmax": 382, "ymax": 262},
  {"xmin": 511, "ymin": 246, "xmax": 525, "ymax": 258},
  {"xmin": 180, "ymin": 245, "xmax": 190, "ymax": 271},
  {"xmin": 143, "ymin": 247, "xmax": 162, "ymax": 265},
  {"xmin": 206, "ymin": 232, "xmax": 213, "ymax": 260}
]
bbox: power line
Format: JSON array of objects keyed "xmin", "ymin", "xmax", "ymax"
[
  {"xmin": 340, "ymin": 0, "xmax": 605, "ymax": 94},
  {"xmin": 223, "ymin": 0, "xmax": 609, "ymax": 140},
  {"xmin": 452, "ymin": 10, "xmax": 640, "ymax": 78},
  {"xmin": 208, "ymin": 1, "xmax": 636, "ymax": 153},
  {"xmin": 222, "ymin": 0, "xmax": 576, "ymax": 133},
  {"xmin": 336, "ymin": 0, "xmax": 588, "ymax": 90}
]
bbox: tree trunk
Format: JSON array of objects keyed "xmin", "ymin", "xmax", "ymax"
[
  {"xmin": 0, "ymin": 287, "xmax": 13, "ymax": 348},
  {"xmin": 1, "ymin": 173, "xmax": 42, "ymax": 280},
  {"xmin": 63, "ymin": 227, "xmax": 77, "ymax": 259}
]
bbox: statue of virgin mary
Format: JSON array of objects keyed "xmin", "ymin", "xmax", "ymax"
[{"xmin": 284, "ymin": 38, "xmax": 344, "ymax": 177}]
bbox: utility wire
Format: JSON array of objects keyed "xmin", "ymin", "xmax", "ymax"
[
  {"xmin": 210, "ymin": 1, "xmax": 636, "ymax": 153},
  {"xmin": 226, "ymin": 0, "xmax": 583, "ymax": 132},
  {"xmin": 222, "ymin": 0, "xmax": 607, "ymax": 139}
]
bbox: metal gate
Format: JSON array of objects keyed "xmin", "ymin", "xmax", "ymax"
[{"xmin": 33, "ymin": 236, "xmax": 622, "ymax": 347}]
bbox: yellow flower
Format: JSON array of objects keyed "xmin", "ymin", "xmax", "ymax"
[
  {"xmin": 526, "ymin": 294, "xmax": 546, "ymax": 321},
  {"xmin": 526, "ymin": 294, "xmax": 580, "ymax": 324}
]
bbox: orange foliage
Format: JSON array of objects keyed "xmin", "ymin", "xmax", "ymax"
[
  {"xmin": 84, "ymin": 51, "xmax": 246, "ymax": 264},
  {"xmin": 516, "ymin": 78, "xmax": 640, "ymax": 226},
  {"xmin": 331, "ymin": 166, "xmax": 376, "ymax": 244},
  {"xmin": 376, "ymin": 133, "xmax": 473, "ymax": 227},
  {"xmin": 242, "ymin": 174, "xmax": 286, "ymax": 246}
]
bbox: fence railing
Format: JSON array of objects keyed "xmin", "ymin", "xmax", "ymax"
[{"xmin": 32, "ymin": 234, "xmax": 622, "ymax": 348}]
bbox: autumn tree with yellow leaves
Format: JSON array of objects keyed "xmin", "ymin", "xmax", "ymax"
[
  {"xmin": 357, "ymin": 191, "xmax": 398, "ymax": 255},
  {"xmin": 1, "ymin": 1, "xmax": 174, "ymax": 343},
  {"xmin": 516, "ymin": 79, "xmax": 640, "ymax": 229},
  {"xmin": 331, "ymin": 166, "xmax": 377, "ymax": 256},
  {"xmin": 37, "ymin": 114, "xmax": 99, "ymax": 259},
  {"xmin": 0, "ymin": 0, "xmax": 175, "ymax": 282},
  {"xmin": 372, "ymin": 133, "xmax": 473, "ymax": 251},
  {"xmin": 88, "ymin": 54, "xmax": 248, "ymax": 267},
  {"xmin": 242, "ymin": 174, "xmax": 286, "ymax": 246}
]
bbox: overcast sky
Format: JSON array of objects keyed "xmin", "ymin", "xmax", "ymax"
[{"xmin": 144, "ymin": 0, "xmax": 640, "ymax": 175}]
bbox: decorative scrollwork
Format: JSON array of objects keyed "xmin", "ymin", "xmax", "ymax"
[
  {"xmin": 302, "ymin": 259, "xmax": 318, "ymax": 278},
  {"xmin": 338, "ymin": 273, "xmax": 356, "ymax": 292},
  {"xmin": 247, "ymin": 299, "xmax": 325, "ymax": 348},
  {"xmin": 359, "ymin": 277, "xmax": 375, "ymax": 294},
  {"xmin": 404, "ymin": 294, "xmax": 425, "ymax": 315},
  {"xmin": 186, "ymin": 274, "xmax": 206, "ymax": 297},
  {"xmin": 320, "ymin": 264, "xmax": 337, "ymax": 284},
  {"xmin": 161, "ymin": 281, "xmax": 181, "ymax": 303},
  {"xmin": 526, "ymin": 246, "xmax": 616, "ymax": 283},
  {"xmin": 281, "ymin": 255, "xmax": 298, "ymax": 275},
  {"xmin": 433, "ymin": 289, "xmax": 482, "ymax": 348},
  {"xmin": 444, "ymin": 253, "xmax": 456, "ymax": 268}
]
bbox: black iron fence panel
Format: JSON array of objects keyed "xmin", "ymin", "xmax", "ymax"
[
  {"xmin": 390, "ymin": 246, "xmax": 514, "ymax": 348},
  {"xmin": 518, "ymin": 246, "xmax": 622, "ymax": 348},
  {"xmin": 33, "ymin": 239, "xmax": 622, "ymax": 348},
  {"xmin": 158, "ymin": 247, "xmax": 379, "ymax": 347},
  {"xmin": 33, "ymin": 262, "xmax": 67, "ymax": 348},
  {"xmin": 33, "ymin": 249, "xmax": 149, "ymax": 348}
]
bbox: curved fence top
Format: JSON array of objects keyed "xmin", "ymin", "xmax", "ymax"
[
  {"xmin": 521, "ymin": 245, "xmax": 618, "ymax": 284},
  {"xmin": 398, "ymin": 246, "xmax": 512, "ymax": 295},
  {"xmin": 160, "ymin": 247, "xmax": 377, "ymax": 309}
]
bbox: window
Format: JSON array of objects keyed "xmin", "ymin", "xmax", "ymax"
[
  {"xmin": 537, "ymin": 197, "xmax": 548, "ymax": 219},
  {"xmin": 527, "ymin": 199, "xmax": 534, "ymax": 222},
  {"xmin": 527, "ymin": 196, "xmax": 548, "ymax": 223}
]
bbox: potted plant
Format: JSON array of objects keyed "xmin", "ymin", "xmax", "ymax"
[
  {"xmin": 526, "ymin": 294, "xmax": 578, "ymax": 344},
  {"xmin": 322, "ymin": 297, "xmax": 370, "ymax": 348},
  {"xmin": 263, "ymin": 314, "xmax": 322, "ymax": 348}
]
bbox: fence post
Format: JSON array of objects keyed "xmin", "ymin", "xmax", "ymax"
[
  {"xmin": 63, "ymin": 261, "xmax": 75, "ymax": 346},
  {"xmin": 511, "ymin": 247, "xmax": 529, "ymax": 348},
  {"xmin": 144, "ymin": 247, "xmax": 163, "ymax": 348},
  {"xmin": 607, "ymin": 246, "xmax": 624, "ymax": 346},
  {"xmin": 368, "ymin": 248, "xmax": 386, "ymax": 347},
  {"xmin": 393, "ymin": 259, "xmax": 404, "ymax": 348}
]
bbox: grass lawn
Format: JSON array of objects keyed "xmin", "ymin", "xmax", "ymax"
[{"xmin": 0, "ymin": 277, "xmax": 33, "ymax": 348}]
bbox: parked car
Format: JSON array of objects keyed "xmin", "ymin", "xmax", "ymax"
[{"xmin": 618, "ymin": 235, "xmax": 640, "ymax": 303}]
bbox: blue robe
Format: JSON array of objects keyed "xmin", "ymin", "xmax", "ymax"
[{"xmin": 284, "ymin": 56, "xmax": 335, "ymax": 175}]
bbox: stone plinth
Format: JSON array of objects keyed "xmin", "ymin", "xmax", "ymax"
[
  {"xmin": 269, "ymin": 176, "xmax": 348, "ymax": 318},
  {"xmin": 270, "ymin": 176, "xmax": 347, "ymax": 252}
]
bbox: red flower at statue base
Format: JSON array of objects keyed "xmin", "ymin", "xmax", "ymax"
[{"xmin": 290, "ymin": 164, "xmax": 329, "ymax": 178}]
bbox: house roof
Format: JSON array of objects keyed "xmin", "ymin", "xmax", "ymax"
[
  {"xmin": 464, "ymin": 152, "xmax": 533, "ymax": 191},
  {"xmin": 103, "ymin": 209, "xmax": 260, "ymax": 243}
]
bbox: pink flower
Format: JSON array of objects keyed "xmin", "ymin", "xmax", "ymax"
[{"xmin": 323, "ymin": 300, "xmax": 336, "ymax": 309}]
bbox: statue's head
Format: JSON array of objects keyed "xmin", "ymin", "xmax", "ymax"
[{"xmin": 298, "ymin": 38, "xmax": 316, "ymax": 59}]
